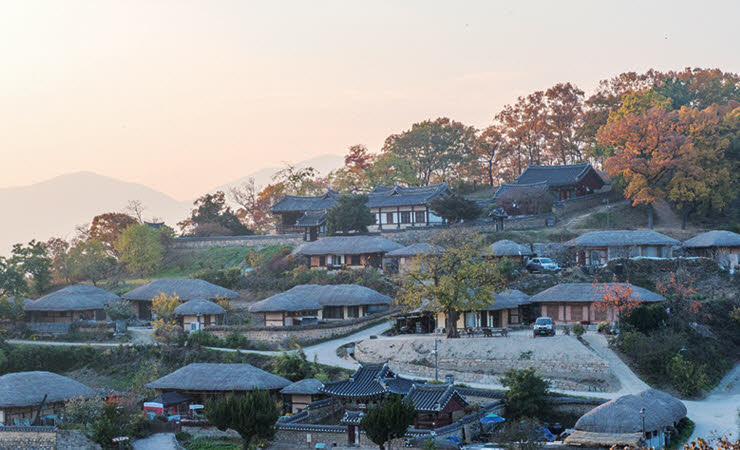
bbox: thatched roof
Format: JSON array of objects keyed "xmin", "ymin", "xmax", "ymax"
[
  {"xmin": 575, "ymin": 389, "xmax": 686, "ymax": 433},
  {"xmin": 280, "ymin": 378, "xmax": 324, "ymax": 395},
  {"xmin": 145, "ymin": 363, "xmax": 290, "ymax": 392},
  {"xmin": 530, "ymin": 283, "xmax": 664, "ymax": 304},
  {"xmin": 173, "ymin": 298, "xmax": 226, "ymax": 316},
  {"xmin": 250, "ymin": 284, "xmax": 391, "ymax": 313},
  {"xmin": 515, "ymin": 163, "xmax": 604, "ymax": 188},
  {"xmin": 683, "ymin": 230, "xmax": 740, "ymax": 248},
  {"xmin": 122, "ymin": 279, "xmax": 239, "ymax": 302},
  {"xmin": 25, "ymin": 284, "xmax": 119, "ymax": 312},
  {"xmin": 0, "ymin": 371, "xmax": 96, "ymax": 407},
  {"xmin": 424, "ymin": 289, "xmax": 530, "ymax": 312},
  {"xmin": 386, "ymin": 243, "xmax": 444, "ymax": 258},
  {"xmin": 297, "ymin": 236, "xmax": 403, "ymax": 256},
  {"xmin": 486, "ymin": 240, "xmax": 533, "ymax": 257},
  {"xmin": 566, "ymin": 230, "xmax": 679, "ymax": 247},
  {"xmin": 564, "ymin": 430, "xmax": 642, "ymax": 447}
]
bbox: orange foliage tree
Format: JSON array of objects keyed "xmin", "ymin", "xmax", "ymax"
[
  {"xmin": 593, "ymin": 280, "xmax": 642, "ymax": 324},
  {"xmin": 656, "ymin": 270, "xmax": 701, "ymax": 324}
]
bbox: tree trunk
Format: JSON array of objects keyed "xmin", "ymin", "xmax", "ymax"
[
  {"xmin": 446, "ymin": 308, "xmax": 459, "ymax": 338},
  {"xmin": 648, "ymin": 207, "xmax": 654, "ymax": 230}
]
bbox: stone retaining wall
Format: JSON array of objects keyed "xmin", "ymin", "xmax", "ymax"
[
  {"xmin": 0, "ymin": 427, "xmax": 57, "ymax": 450},
  {"xmin": 170, "ymin": 234, "xmax": 303, "ymax": 251},
  {"xmin": 552, "ymin": 192, "xmax": 610, "ymax": 216}
]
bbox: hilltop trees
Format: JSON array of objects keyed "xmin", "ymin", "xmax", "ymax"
[
  {"xmin": 115, "ymin": 225, "xmax": 164, "ymax": 275},
  {"xmin": 88, "ymin": 212, "xmax": 139, "ymax": 254},
  {"xmin": 179, "ymin": 191, "xmax": 251, "ymax": 236},
  {"xmin": 326, "ymin": 194, "xmax": 375, "ymax": 235}
]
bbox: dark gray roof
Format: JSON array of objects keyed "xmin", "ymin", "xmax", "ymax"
[
  {"xmin": 385, "ymin": 376, "xmax": 425, "ymax": 395},
  {"xmin": 515, "ymin": 163, "xmax": 604, "ymax": 187},
  {"xmin": 280, "ymin": 378, "xmax": 324, "ymax": 395},
  {"xmin": 575, "ymin": 389, "xmax": 686, "ymax": 433},
  {"xmin": 295, "ymin": 210, "xmax": 327, "ymax": 227},
  {"xmin": 403, "ymin": 384, "xmax": 468, "ymax": 412},
  {"xmin": 0, "ymin": 371, "xmax": 96, "ymax": 407},
  {"xmin": 151, "ymin": 392, "xmax": 192, "ymax": 407},
  {"xmin": 250, "ymin": 284, "xmax": 391, "ymax": 313},
  {"xmin": 122, "ymin": 279, "xmax": 239, "ymax": 302},
  {"xmin": 484, "ymin": 290, "xmax": 531, "ymax": 311},
  {"xmin": 486, "ymin": 240, "xmax": 533, "ymax": 257},
  {"xmin": 321, "ymin": 362, "xmax": 394, "ymax": 398},
  {"xmin": 566, "ymin": 230, "xmax": 680, "ymax": 247},
  {"xmin": 271, "ymin": 190, "xmax": 340, "ymax": 213},
  {"xmin": 173, "ymin": 298, "xmax": 226, "ymax": 316},
  {"xmin": 492, "ymin": 181, "xmax": 550, "ymax": 200},
  {"xmin": 366, "ymin": 183, "xmax": 451, "ymax": 208},
  {"xmin": 340, "ymin": 410, "xmax": 365, "ymax": 425},
  {"xmin": 683, "ymin": 230, "xmax": 740, "ymax": 248},
  {"xmin": 25, "ymin": 284, "xmax": 119, "ymax": 312},
  {"xmin": 530, "ymin": 283, "xmax": 664, "ymax": 304},
  {"xmin": 297, "ymin": 236, "xmax": 403, "ymax": 256},
  {"xmin": 145, "ymin": 363, "xmax": 290, "ymax": 391},
  {"xmin": 386, "ymin": 243, "xmax": 444, "ymax": 258}
]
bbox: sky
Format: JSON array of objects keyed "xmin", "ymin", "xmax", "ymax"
[{"xmin": 0, "ymin": 0, "xmax": 738, "ymax": 201}]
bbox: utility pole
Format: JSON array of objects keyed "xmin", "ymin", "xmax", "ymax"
[{"xmin": 433, "ymin": 339, "xmax": 441, "ymax": 381}]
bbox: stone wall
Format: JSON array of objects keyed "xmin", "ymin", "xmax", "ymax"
[
  {"xmin": 552, "ymin": 192, "xmax": 610, "ymax": 216},
  {"xmin": 0, "ymin": 427, "xmax": 57, "ymax": 450},
  {"xmin": 170, "ymin": 234, "xmax": 303, "ymax": 251}
]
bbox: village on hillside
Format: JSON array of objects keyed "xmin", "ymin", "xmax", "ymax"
[{"xmin": 1, "ymin": 13, "xmax": 740, "ymax": 448}]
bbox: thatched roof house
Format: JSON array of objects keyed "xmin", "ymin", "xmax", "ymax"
[
  {"xmin": 567, "ymin": 389, "xmax": 686, "ymax": 449},
  {"xmin": 280, "ymin": 378, "xmax": 324, "ymax": 395},
  {"xmin": 529, "ymin": 283, "xmax": 664, "ymax": 324},
  {"xmin": 145, "ymin": 363, "xmax": 290, "ymax": 400},
  {"xmin": 249, "ymin": 284, "xmax": 392, "ymax": 326},
  {"xmin": 567, "ymin": 230, "xmax": 680, "ymax": 266},
  {"xmin": 280, "ymin": 378, "xmax": 326, "ymax": 414},
  {"xmin": 122, "ymin": 279, "xmax": 238, "ymax": 319},
  {"xmin": 386, "ymin": 243, "xmax": 443, "ymax": 258},
  {"xmin": 683, "ymin": 230, "xmax": 740, "ymax": 269},
  {"xmin": 486, "ymin": 240, "xmax": 533, "ymax": 258},
  {"xmin": 0, "ymin": 371, "xmax": 96, "ymax": 426},
  {"xmin": 25, "ymin": 284, "xmax": 119, "ymax": 323},
  {"xmin": 298, "ymin": 236, "xmax": 403, "ymax": 270},
  {"xmin": 435, "ymin": 289, "xmax": 532, "ymax": 331},
  {"xmin": 174, "ymin": 298, "xmax": 226, "ymax": 316}
]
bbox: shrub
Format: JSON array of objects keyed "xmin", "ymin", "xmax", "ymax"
[
  {"xmin": 105, "ymin": 299, "xmax": 136, "ymax": 321},
  {"xmin": 597, "ymin": 321, "xmax": 609, "ymax": 333},
  {"xmin": 668, "ymin": 354, "xmax": 708, "ymax": 397},
  {"xmin": 499, "ymin": 368, "xmax": 550, "ymax": 419},
  {"xmin": 64, "ymin": 396, "xmax": 104, "ymax": 427},
  {"xmin": 623, "ymin": 303, "xmax": 668, "ymax": 333},
  {"xmin": 224, "ymin": 332, "xmax": 249, "ymax": 349},
  {"xmin": 572, "ymin": 323, "xmax": 586, "ymax": 337},
  {"xmin": 190, "ymin": 267, "xmax": 242, "ymax": 289}
]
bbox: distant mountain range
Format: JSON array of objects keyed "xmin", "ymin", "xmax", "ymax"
[{"xmin": 0, "ymin": 154, "xmax": 343, "ymax": 257}]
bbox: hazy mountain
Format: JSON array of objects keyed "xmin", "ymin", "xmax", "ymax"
[{"xmin": 0, "ymin": 172, "xmax": 190, "ymax": 257}]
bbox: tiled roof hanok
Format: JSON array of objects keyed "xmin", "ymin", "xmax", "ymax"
[
  {"xmin": 295, "ymin": 210, "xmax": 328, "ymax": 227},
  {"xmin": 321, "ymin": 362, "xmax": 419, "ymax": 399},
  {"xmin": 514, "ymin": 163, "xmax": 604, "ymax": 187},
  {"xmin": 340, "ymin": 410, "xmax": 365, "ymax": 425},
  {"xmin": 385, "ymin": 375, "xmax": 426, "ymax": 395},
  {"xmin": 403, "ymin": 384, "xmax": 468, "ymax": 412},
  {"xmin": 492, "ymin": 181, "xmax": 550, "ymax": 200},
  {"xmin": 366, "ymin": 183, "xmax": 451, "ymax": 208},
  {"xmin": 271, "ymin": 189, "xmax": 341, "ymax": 213}
]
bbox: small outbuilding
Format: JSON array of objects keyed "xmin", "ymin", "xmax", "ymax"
[
  {"xmin": 484, "ymin": 240, "xmax": 533, "ymax": 264},
  {"xmin": 122, "ymin": 278, "xmax": 239, "ymax": 320},
  {"xmin": 403, "ymin": 384, "xmax": 468, "ymax": 429},
  {"xmin": 145, "ymin": 363, "xmax": 291, "ymax": 404},
  {"xmin": 24, "ymin": 284, "xmax": 119, "ymax": 323},
  {"xmin": 249, "ymin": 284, "xmax": 392, "ymax": 326},
  {"xmin": 683, "ymin": 230, "xmax": 740, "ymax": 270},
  {"xmin": 0, "ymin": 371, "xmax": 96, "ymax": 426},
  {"xmin": 280, "ymin": 378, "xmax": 326, "ymax": 414},
  {"xmin": 174, "ymin": 298, "xmax": 227, "ymax": 332},
  {"xmin": 566, "ymin": 388, "xmax": 687, "ymax": 449},
  {"xmin": 297, "ymin": 236, "xmax": 403, "ymax": 270}
]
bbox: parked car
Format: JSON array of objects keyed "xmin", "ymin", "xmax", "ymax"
[
  {"xmin": 533, "ymin": 317, "xmax": 555, "ymax": 337},
  {"xmin": 526, "ymin": 257, "xmax": 561, "ymax": 273}
]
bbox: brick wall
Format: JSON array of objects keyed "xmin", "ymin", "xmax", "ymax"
[{"xmin": 0, "ymin": 427, "xmax": 57, "ymax": 450}]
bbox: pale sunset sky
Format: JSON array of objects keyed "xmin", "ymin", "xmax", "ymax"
[{"xmin": 0, "ymin": 0, "xmax": 738, "ymax": 200}]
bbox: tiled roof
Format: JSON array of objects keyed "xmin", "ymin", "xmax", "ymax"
[
  {"xmin": 683, "ymin": 230, "xmax": 740, "ymax": 248},
  {"xmin": 340, "ymin": 410, "xmax": 365, "ymax": 425},
  {"xmin": 515, "ymin": 163, "xmax": 604, "ymax": 187},
  {"xmin": 320, "ymin": 362, "xmax": 394, "ymax": 398},
  {"xmin": 295, "ymin": 210, "xmax": 327, "ymax": 227},
  {"xmin": 366, "ymin": 183, "xmax": 451, "ymax": 208},
  {"xmin": 566, "ymin": 230, "xmax": 679, "ymax": 247},
  {"xmin": 530, "ymin": 283, "xmax": 664, "ymax": 304},
  {"xmin": 385, "ymin": 376, "xmax": 425, "ymax": 395},
  {"xmin": 492, "ymin": 181, "xmax": 550, "ymax": 200},
  {"xmin": 403, "ymin": 384, "xmax": 468, "ymax": 412},
  {"xmin": 271, "ymin": 190, "xmax": 341, "ymax": 213}
]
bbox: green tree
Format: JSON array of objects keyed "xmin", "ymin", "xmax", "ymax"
[
  {"xmin": 0, "ymin": 257, "xmax": 26, "ymax": 297},
  {"xmin": 428, "ymin": 194, "xmax": 481, "ymax": 223},
  {"xmin": 668, "ymin": 353, "xmax": 708, "ymax": 397},
  {"xmin": 396, "ymin": 231, "xmax": 506, "ymax": 338},
  {"xmin": 10, "ymin": 240, "xmax": 52, "ymax": 295},
  {"xmin": 64, "ymin": 396, "xmax": 104, "ymax": 428},
  {"xmin": 69, "ymin": 239, "xmax": 117, "ymax": 285},
  {"xmin": 326, "ymin": 194, "xmax": 375, "ymax": 235},
  {"xmin": 105, "ymin": 299, "xmax": 135, "ymax": 321},
  {"xmin": 205, "ymin": 391, "xmax": 281, "ymax": 449},
  {"xmin": 499, "ymin": 368, "xmax": 550, "ymax": 419},
  {"xmin": 0, "ymin": 296, "xmax": 25, "ymax": 320},
  {"xmin": 269, "ymin": 348, "xmax": 315, "ymax": 381},
  {"xmin": 360, "ymin": 395, "xmax": 416, "ymax": 450},
  {"xmin": 115, "ymin": 225, "xmax": 164, "ymax": 275},
  {"xmin": 179, "ymin": 191, "xmax": 252, "ymax": 236}
]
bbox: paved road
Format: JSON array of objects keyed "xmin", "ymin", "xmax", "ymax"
[{"xmin": 132, "ymin": 433, "xmax": 180, "ymax": 450}]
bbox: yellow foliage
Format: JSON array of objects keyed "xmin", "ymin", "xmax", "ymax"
[{"xmin": 152, "ymin": 293, "xmax": 179, "ymax": 322}]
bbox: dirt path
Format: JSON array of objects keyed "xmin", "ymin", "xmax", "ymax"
[
  {"xmin": 558, "ymin": 199, "xmax": 630, "ymax": 229},
  {"xmin": 581, "ymin": 333, "xmax": 649, "ymax": 395},
  {"xmin": 653, "ymin": 199, "xmax": 682, "ymax": 229},
  {"xmin": 132, "ymin": 433, "xmax": 180, "ymax": 450}
]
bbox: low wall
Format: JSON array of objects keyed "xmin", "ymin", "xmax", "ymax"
[
  {"xmin": 170, "ymin": 234, "xmax": 303, "ymax": 251},
  {"xmin": 0, "ymin": 427, "xmax": 57, "ymax": 450},
  {"xmin": 208, "ymin": 314, "xmax": 391, "ymax": 345},
  {"xmin": 27, "ymin": 322, "xmax": 71, "ymax": 334}
]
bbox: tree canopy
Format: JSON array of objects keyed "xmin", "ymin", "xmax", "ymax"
[
  {"xmin": 360, "ymin": 395, "xmax": 416, "ymax": 450},
  {"xmin": 206, "ymin": 391, "xmax": 280, "ymax": 449},
  {"xmin": 326, "ymin": 194, "xmax": 375, "ymax": 235},
  {"xmin": 115, "ymin": 224, "xmax": 164, "ymax": 275}
]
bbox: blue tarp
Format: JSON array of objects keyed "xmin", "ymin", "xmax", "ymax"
[{"xmin": 479, "ymin": 414, "xmax": 505, "ymax": 424}]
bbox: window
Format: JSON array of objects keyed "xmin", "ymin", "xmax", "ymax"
[
  {"xmin": 318, "ymin": 256, "xmax": 326, "ymax": 266},
  {"xmin": 509, "ymin": 309, "xmax": 520, "ymax": 324},
  {"xmin": 400, "ymin": 211, "xmax": 411, "ymax": 223},
  {"xmin": 386, "ymin": 212, "xmax": 394, "ymax": 224},
  {"xmin": 350, "ymin": 255, "xmax": 361, "ymax": 266},
  {"xmin": 347, "ymin": 306, "xmax": 360, "ymax": 318},
  {"xmin": 571, "ymin": 305, "xmax": 583, "ymax": 322},
  {"xmin": 415, "ymin": 211, "xmax": 425, "ymax": 223},
  {"xmin": 323, "ymin": 306, "xmax": 344, "ymax": 319}
]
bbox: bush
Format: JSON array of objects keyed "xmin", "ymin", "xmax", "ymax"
[
  {"xmin": 623, "ymin": 303, "xmax": 668, "ymax": 333},
  {"xmin": 190, "ymin": 267, "xmax": 242, "ymax": 289},
  {"xmin": 668, "ymin": 354, "xmax": 708, "ymax": 397},
  {"xmin": 572, "ymin": 323, "xmax": 585, "ymax": 337},
  {"xmin": 224, "ymin": 332, "xmax": 249, "ymax": 349},
  {"xmin": 597, "ymin": 321, "xmax": 609, "ymax": 333},
  {"xmin": 499, "ymin": 368, "xmax": 550, "ymax": 419}
]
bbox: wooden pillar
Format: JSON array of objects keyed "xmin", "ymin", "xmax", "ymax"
[
  {"xmin": 425, "ymin": 206, "xmax": 430, "ymax": 225},
  {"xmin": 411, "ymin": 205, "xmax": 415, "ymax": 226},
  {"xmin": 396, "ymin": 206, "xmax": 401, "ymax": 229}
]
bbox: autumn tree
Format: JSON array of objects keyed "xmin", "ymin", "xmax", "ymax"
[
  {"xmin": 364, "ymin": 152, "xmax": 419, "ymax": 187},
  {"xmin": 656, "ymin": 269, "xmax": 701, "ymax": 326},
  {"xmin": 495, "ymin": 91, "xmax": 549, "ymax": 174},
  {"xmin": 272, "ymin": 164, "xmax": 324, "ymax": 195},
  {"xmin": 68, "ymin": 239, "xmax": 116, "ymax": 285},
  {"xmin": 45, "ymin": 237, "xmax": 73, "ymax": 284},
  {"xmin": 382, "ymin": 117, "xmax": 477, "ymax": 185},
  {"xmin": 594, "ymin": 280, "xmax": 641, "ymax": 325},
  {"xmin": 396, "ymin": 231, "xmax": 506, "ymax": 338},
  {"xmin": 151, "ymin": 292, "xmax": 179, "ymax": 321},
  {"xmin": 0, "ymin": 257, "xmax": 25, "ymax": 297},
  {"xmin": 115, "ymin": 224, "xmax": 164, "ymax": 275},
  {"xmin": 544, "ymin": 82, "xmax": 586, "ymax": 164},
  {"xmin": 124, "ymin": 200, "xmax": 146, "ymax": 223},
  {"xmin": 475, "ymin": 125, "xmax": 506, "ymax": 186},
  {"xmin": 88, "ymin": 213, "xmax": 139, "ymax": 254},
  {"xmin": 326, "ymin": 194, "xmax": 374, "ymax": 235}
]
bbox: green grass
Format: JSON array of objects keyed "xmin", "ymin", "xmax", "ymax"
[
  {"xmin": 573, "ymin": 202, "xmax": 657, "ymax": 229},
  {"xmin": 176, "ymin": 433, "xmax": 242, "ymax": 450}
]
